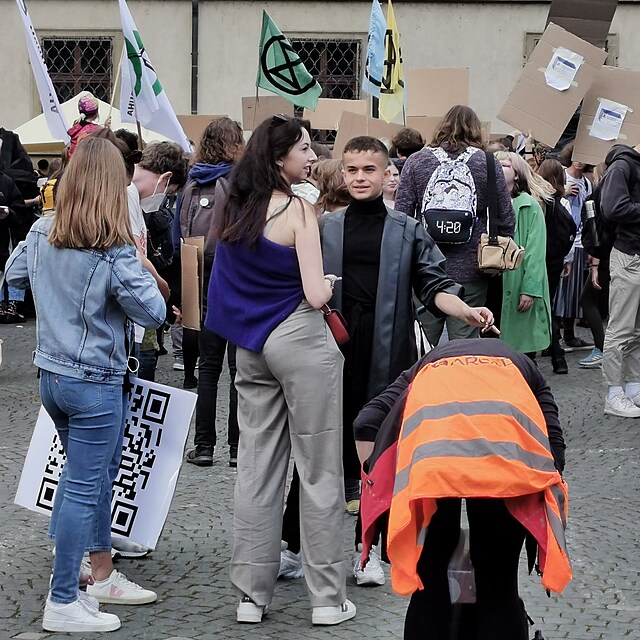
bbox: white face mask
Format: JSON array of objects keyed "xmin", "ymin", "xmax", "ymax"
[{"xmin": 140, "ymin": 176, "xmax": 168, "ymax": 213}]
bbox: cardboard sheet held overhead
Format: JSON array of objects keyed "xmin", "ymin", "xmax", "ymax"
[
  {"xmin": 181, "ymin": 236, "xmax": 204, "ymax": 331},
  {"xmin": 498, "ymin": 23, "xmax": 608, "ymax": 149},
  {"xmin": 303, "ymin": 99, "xmax": 368, "ymax": 130},
  {"xmin": 406, "ymin": 68, "xmax": 469, "ymax": 117},
  {"xmin": 573, "ymin": 66, "xmax": 640, "ymax": 165},
  {"xmin": 333, "ymin": 112, "xmax": 405, "ymax": 155},
  {"xmin": 546, "ymin": 0, "xmax": 619, "ymax": 48},
  {"xmin": 177, "ymin": 115, "xmax": 227, "ymax": 147},
  {"xmin": 241, "ymin": 96, "xmax": 294, "ymax": 131}
]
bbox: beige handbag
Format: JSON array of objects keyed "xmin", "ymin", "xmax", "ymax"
[{"xmin": 477, "ymin": 151, "xmax": 525, "ymax": 275}]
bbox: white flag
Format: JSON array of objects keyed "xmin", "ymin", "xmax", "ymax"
[
  {"xmin": 15, "ymin": 0, "xmax": 69, "ymax": 143},
  {"xmin": 362, "ymin": 0, "xmax": 386, "ymax": 98},
  {"xmin": 118, "ymin": 0, "xmax": 191, "ymax": 152}
]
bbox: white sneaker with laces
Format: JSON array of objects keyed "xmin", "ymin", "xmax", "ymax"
[
  {"xmin": 604, "ymin": 392, "xmax": 640, "ymax": 417},
  {"xmin": 237, "ymin": 595, "xmax": 268, "ymax": 623},
  {"xmin": 111, "ymin": 538, "xmax": 150, "ymax": 558},
  {"xmin": 353, "ymin": 544, "xmax": 385, "ymax": 586},
  {"xmin": 312, "ymin": 599, "xmax": 357, "ymax": 625},
  {"xmin": 86, "ymin": 569, "xmax": 157, "ymax": 604},
  {"xmin": 77, "ymin": 590, "xmax": 99, "ymax": 611},
  {"xmin": 278, "ymin": 547, "xmax": 304, "ymax": 579},
  {"xmin": 42, "ymin": 596, "xmax": 121, "ymax": 632}
]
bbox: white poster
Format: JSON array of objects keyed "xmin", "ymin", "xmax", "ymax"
[
  {"xmin": 15, "ymin": 378, "xmax": 196, "ymax": 550},
  {"xmin": 590, "ymin": 98, "xmax": 630, "ymax": 141},
  {"xmin": 544, "ymin": 47, "xmax": 584, "ymax": 91}
]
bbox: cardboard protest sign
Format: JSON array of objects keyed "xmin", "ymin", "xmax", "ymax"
[
  {"xmin": 498, "ymin": 23, "xmax": 608, "ymax": 148},
  {"xmin": 16, "ymin": 384, "xmax": 196, "ymax": 550},
  {"xmin": 573, "ymin": 66, "xmax": 640, "ymax": 165},
  {"xmin": 333, "ymin": 111, "xmax": 404, "ymax": 155},
  {"xmin": 303, "ymin": 99, "xmax": 368, "ymax": 130},
  {"xmin": 177, "ymin": 115, "xmax": 227, "ymax": 147},
  {"xmin": 546, "ymin": 0, "xmax": 618, "ymax": 48},
  {"xmin": 241, "ymin": 96, "xmax": 294, "ymax": 131},
  {"xmin": 181, "ymin": 236, "xmax": 204, "ymax": 331},
  {"xmin": 406, "ymin": 68, "xmax": 469, "ymax": 117}
]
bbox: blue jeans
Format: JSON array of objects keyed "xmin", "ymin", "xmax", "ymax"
[{"xmin": 41, "ymin": 371, "xmax": 125, "ymax": 604}]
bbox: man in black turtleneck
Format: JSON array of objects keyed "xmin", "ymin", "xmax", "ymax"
[{"xmin": 324, "ymin": 136, "xmax": 498, "ymax": 582}]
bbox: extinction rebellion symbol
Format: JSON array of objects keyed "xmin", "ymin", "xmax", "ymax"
[{"xmin": 260, "ymin": 36, "xmax": 316, "ymax": 96}]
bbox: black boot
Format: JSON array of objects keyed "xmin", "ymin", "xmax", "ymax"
[{"xmin": 552, "ymin": 355, "xmax": 568, "ymax": 374}]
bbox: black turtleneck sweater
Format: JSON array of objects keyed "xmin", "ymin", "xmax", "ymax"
[{"xmin": 342, "ymin": 195, "xmax": 386, "ymax": 313}]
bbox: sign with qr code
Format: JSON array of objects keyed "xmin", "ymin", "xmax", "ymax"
[{"xmin": 14, "ymin": 378, "xmax": 196, "ymax": 549}]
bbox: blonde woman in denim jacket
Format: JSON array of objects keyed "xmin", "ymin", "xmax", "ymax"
[{"xmin": 5, "ymin": 138, "xmax": 168, "ymax": 633}]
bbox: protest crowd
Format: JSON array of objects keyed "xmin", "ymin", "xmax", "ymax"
[{"xmin": 1, "ymin": 0, "xmax": 638, "ymax": 638}]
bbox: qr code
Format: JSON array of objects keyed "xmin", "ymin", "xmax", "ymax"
[
  {"xmin": 35, "ymin": 383, "xmax": 171, "ymax": 537},
  {"xmin": 36, "ymin": 433, "xmax": 66, "ymax": 511},
  {"xmin": 111, "ymin": 383, "xmax": 170, "ymax": 536}
]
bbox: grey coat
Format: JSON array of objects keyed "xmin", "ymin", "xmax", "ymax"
[{"xmin": 322, "ymin": 206, "xmax": 462, "ymax": 399}]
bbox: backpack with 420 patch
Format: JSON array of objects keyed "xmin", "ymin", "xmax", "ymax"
[{"xmin": 420, "ymin": 146, "xmax": 481, "ymax": 244}]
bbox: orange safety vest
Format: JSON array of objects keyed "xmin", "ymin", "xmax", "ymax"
[{"xmin": 387, "ymin": 355, "xmax": 572, "ymax": 596}]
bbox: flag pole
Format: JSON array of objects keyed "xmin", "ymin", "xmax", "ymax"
[{"xmin": 109, "ymin": 43, "xmax": 127, "ymax": 122}]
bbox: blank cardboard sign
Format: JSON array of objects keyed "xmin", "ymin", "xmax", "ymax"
[
  {"xmin": 181, "ymin": 237, "xmax": 204, "ymax": 331},
  {"xmin": 498, "ymin": 23, "xmax": 607, "ymax": 148},
  {"xmin": 406, "ymin": 68, "xmax": 469, "ymax": 117},
  {"xmin": 546, "ymin": 0, "xmax": 619, "ymax": 48},
  {"xmin": 573, "ymin": 66, "xmax": 640, "ymax": 165},
  {"xmin": 303, "ymin": 99, "xmax": 368, "ymax": 130},
  {"xmin": 241, "ymin": 96, "xmax": 294, "ymax": 131},
  {"xmin": 333, "ymin": 112, "xmax": 405, "ymax": 155}
]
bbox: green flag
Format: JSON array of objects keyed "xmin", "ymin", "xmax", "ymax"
[{"xmin": 256, "ymin": 10, "xmax": 322, "ymax": 111}]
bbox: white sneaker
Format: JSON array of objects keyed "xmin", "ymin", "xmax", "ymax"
[
  {"xmin": 237, "ymin": 595, "xmax": 268, "ymax": 623},
  {"xmin": 86, "ymin": 570, "xmax": 157, "ymax": 604},
  {"xmin": 278, "ymin": 546, "xmax": 304, "ymax": 579},
  {"xmin": 111, "ymin": 538, "xmax": 150, "ymax": 558},
  {"xmin": 604, "ymin": 392, "xmax": 640, "ymax": 417},
  {"xmin": 42, "ymin": 597, "xmax": 121, "ymax": 632},
  {"xmin": 312, "ymin": 599, "xmax": 356, "ymax": 625},
  {"xmin": 353, "ymin": 544, "xmax": 385, "ymax": 586}
]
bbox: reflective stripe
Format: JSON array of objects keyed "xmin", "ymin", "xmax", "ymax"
[
  {"xmin": 550, "ymin": 484, "xmax": 567, "ymax": 528},
  {"xmin": 417, "ymin": 526, "xmax": 428, "ymax": 546},
  {"xmin": 394, "ymin": 438, "xmax": 558, "ymax": 495},
  {"xmin": 401, "ymin": 401, "xmax": 551, "ymax": 452},
  {"xmin": 545, "ymin": 501, "xmax": 569, "ymax": 556}
]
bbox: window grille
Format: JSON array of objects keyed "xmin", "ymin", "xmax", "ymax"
[
  {"xmin": 42, "ymin": 37, "xmax": 113, "ymax": 103},
  {"xmin": 289, "ymin": 37, "xmax": 363, "ymax": 144}
]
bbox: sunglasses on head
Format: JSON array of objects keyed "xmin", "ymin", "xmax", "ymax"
[{"xmin": 271, "ymin": 113, "xmax": 292, "ymax": 126}]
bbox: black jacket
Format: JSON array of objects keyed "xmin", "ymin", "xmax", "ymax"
[
  {"xmin": 600, "ymin": 144, "xmax": 640, "ymax": 256},
  {"xmin": 322, "ymin": 206, "xmax": 463, "ymax": 399}
]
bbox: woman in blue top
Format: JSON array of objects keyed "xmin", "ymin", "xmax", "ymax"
[
  {"xmin": 6, "ymin": 138, "xmax": 168, "ymax": 634},
  {"xmin": 207, "ymin": 115, "xmax": 355, "ymax": 626}
]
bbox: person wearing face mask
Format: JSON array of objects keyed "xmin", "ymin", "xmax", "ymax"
[
  {"xmin": 129, "ymin": 142, "xmax": 189, "ymax": 380},
  {"xmin": 206, "ymin": 115, "xmax": 355, "ymax": 626},
  {"xmin": 382, "ymin": 160, "xmax": 399, "ymax": 208}
]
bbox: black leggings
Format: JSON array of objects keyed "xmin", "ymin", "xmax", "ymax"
[
  {"xmin": 404, "ymin": 498, "xmax": 528, "ymax": 640},
  {"xmin": 579, "ymin": 267, "xmax": 610, "ymax": 352}
]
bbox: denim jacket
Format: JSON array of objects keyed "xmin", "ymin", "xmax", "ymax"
[{"xmin": 5, "ymin": 216, "xmax": 166, "ymax": 383}]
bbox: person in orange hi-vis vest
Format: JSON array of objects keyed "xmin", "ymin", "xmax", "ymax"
[{"xmin": 354, "ymin": 338, "xmax": 570, "ymax": 640}]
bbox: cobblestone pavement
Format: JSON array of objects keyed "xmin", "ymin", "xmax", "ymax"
[{"xmin": 1, "ymin": 321, "xmax": 638, "ymax": 640}]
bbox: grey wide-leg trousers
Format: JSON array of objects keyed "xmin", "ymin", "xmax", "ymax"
[{"xmin": 230, "ymin": 301, "xmax": 346, "ymax": 608}]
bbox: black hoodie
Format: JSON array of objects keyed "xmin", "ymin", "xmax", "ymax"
[{"xmin": 600, "ymin": 144, "xmax": 640, "ymax": 255}]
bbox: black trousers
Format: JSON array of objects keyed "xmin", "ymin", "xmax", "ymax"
[
  {"xmin": 194, "ymin": 327, "xmax": 239, "ymax": 449},
  {"xmin": 579, "ymin": 266, "xmax": 610, "ymax": 352},
  {"xmin": 404, "ymin": 498, "xmax": 528, "ymax": 640}
]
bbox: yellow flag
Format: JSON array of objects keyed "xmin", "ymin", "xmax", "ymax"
[{"xmin": 379, "ymin": 0, "xmax": 405, "ymax": 123}]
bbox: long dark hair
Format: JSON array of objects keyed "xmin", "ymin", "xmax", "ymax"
[
  {"xmin": 537, "ymin": 159, "xmax": 566, "ymax": 198},
  {"xmin": 216, "ymin": 115, "xmax": 305, "ymax": 245}
]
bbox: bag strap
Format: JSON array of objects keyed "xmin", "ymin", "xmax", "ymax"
[{"xmin": 484, "ymin": 151, "xmax": 499, "ymax": 243}]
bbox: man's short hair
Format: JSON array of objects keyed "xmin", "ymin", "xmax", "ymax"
[
  {"xmin": 343, "ymin": 136, "xmax": 389, "ymax": 159},
  {"xmin": 391, "ymin": 128, "xmax": 425, "ymax": 157},
  {"xmin": 138, "ymin": 141, "xmax": 189, "ymax": 188}
]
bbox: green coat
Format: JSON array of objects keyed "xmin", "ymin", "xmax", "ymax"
[{"xmin": 500, "ymin": 193, "xmax": 552, "ymax": 353}]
